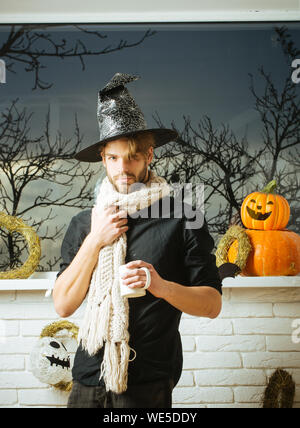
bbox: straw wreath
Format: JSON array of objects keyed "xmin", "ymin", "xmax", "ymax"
[
  {"xmin": 0, "ymin": 212, "xmax": 41, "ymax": 279},
  {"xmin": 263, "ymin": 369, "xmax": 295, "ymax": 408},
  {"xmin": 215, "ymin": 225, "xmax": 252, "ymax": 271}
]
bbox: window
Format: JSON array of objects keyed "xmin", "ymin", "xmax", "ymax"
[{"xmin": 0, "ymin": 22, "xmax": 299, "ymax": 271}]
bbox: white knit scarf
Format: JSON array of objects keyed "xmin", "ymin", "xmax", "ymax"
[{"xmin": 78, "ymin": 170, "xmax": 170, "ymax": 394}]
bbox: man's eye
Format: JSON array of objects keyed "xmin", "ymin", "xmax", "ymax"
[{"xmin": 108, "ymin": 156, "xmax": 116, "ymax": 160}]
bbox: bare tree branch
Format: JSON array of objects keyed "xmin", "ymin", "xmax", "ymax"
[
  {"xmin": 0, "ymin": 25, "xmax": 156, "ymax": 90},
  {"xmin": 0, "ymin": 100, "xmax": 100, "ymax": 270}
]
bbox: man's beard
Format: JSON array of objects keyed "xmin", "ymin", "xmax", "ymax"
[{"xmin": 107, "ymin": 163, "xmax": 149, "ymax": 194}]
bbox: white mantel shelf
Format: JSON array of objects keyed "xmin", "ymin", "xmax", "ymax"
[
  {"xmin": 0, "ymin": 272, "xmax": 58, "ymax": 291},
  {"xmin": 0, "ymin": 272, "xmax": 299, "ymax": 291}
]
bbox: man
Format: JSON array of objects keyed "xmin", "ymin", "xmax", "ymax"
[{"xmin": 53, "ymin": 73, "xmax": 222, "ymax": 408}]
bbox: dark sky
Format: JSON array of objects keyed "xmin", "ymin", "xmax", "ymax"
[{"xmin": 1, "ymin": 22, "xmax": 300, "ymax": 151}]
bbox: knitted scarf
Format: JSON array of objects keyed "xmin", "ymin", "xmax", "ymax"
[{"xmin": 78, "ymin": 170, "xmax": 170, "ymax": 394}]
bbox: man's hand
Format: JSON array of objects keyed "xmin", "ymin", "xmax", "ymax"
[
  {"xmin": 90, "ymin": 205, "xmax": 129, "ymax": 248},
  {"xmin": 120, "ymin": 259, "xmax": 165, "ymax": 298},
  {"xmin": 121, "ymin": 259, "xmax": 222, "ymax": 319}
]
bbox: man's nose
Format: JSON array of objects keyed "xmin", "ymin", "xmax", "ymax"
[{"xmin": 118, "ymin": 157, "xmax": 131, "ymax": 172}]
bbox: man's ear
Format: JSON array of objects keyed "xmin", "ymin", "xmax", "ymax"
[
  {"xmin": 147, "ymin": 146, "xmax": 154, "ymax": 165},
  {"xmin": 101, "ymin": 149, "xmax": 106, "ymax": 167}
]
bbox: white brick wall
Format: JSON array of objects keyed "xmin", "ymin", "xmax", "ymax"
[{"xmin": 0, "ymin": 286, "xmax": 300, "ymax": 408}]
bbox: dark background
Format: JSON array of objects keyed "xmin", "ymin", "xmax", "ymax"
[{"xmin": 0, "ymin": 22, "xmax": 299, "ymax": 271}]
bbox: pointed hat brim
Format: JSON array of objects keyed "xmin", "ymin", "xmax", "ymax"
[{"xmin": 74, "ymin": 128, "xmax": 178, "ymax": 162}]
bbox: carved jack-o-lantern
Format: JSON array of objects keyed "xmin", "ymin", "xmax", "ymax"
[
  {"xmin": 241, "ymin": 180, "xmax": 290, "ymax": 231},
  {"xmin": 30, "ymin": 337, "xmax": 72, "ymax": 386}
]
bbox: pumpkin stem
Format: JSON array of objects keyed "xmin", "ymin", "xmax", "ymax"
[{"xmin": 261, "ymin": 180, "xmax": 277, "ymax": 194}]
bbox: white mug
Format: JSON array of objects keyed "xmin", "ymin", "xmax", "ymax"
[{"xmin": 119, "ymin": 265, "xmax": 148, "ymax": 298}]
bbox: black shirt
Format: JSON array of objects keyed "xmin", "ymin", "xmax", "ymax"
[{"xmin": 56, "ymin": 195, "xmax": 222, "ymax": 387}]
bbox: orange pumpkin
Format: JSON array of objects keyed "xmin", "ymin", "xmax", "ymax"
[
  {"xmin": 241, "ymin": 180, "xmax": 290, "ymax": 231},
  {"xmin": 228, "ymin": 229, "xmax": 300, "ymax": 276}
]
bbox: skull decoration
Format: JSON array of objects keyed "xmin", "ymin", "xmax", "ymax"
[{"xmin": 30, "ymin": 337, "xmax": 72, "ymax": 385}]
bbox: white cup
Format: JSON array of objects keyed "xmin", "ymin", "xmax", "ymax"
[{"xmin": 119, "ymin": 265, "xmax": 146, "ymax": 298}]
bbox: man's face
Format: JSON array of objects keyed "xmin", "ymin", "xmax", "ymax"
[{"xmin": 101, "ymin": 138, "xmax": 153, "ymax": 194}]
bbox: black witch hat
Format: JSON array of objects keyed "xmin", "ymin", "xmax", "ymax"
[{"xmin": 74, "ymin": 72, "xmax": 178, "ymax": 162}]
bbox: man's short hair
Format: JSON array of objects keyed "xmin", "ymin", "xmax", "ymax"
[{"xmin": 100, "ymin": 132, "xmax": 156, "ymax": 160}]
